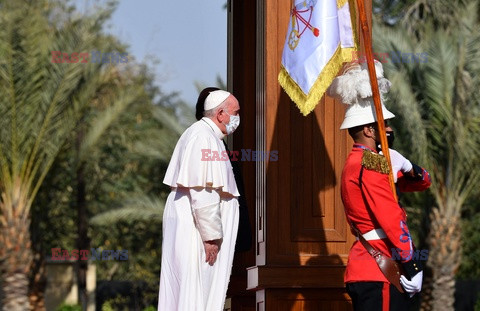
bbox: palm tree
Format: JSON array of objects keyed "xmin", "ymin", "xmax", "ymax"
[
  {"xmin": 373, "ymin": 1, "xmax": 480, "ymax": 309},
  {"xmin": 0, "ymin": 1, "xmax": 131, "ymax": 309}
]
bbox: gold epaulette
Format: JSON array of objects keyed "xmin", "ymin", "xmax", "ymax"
[{"xmin": 361, "ymin": 149, "xmax": 390, "ymax": 174}]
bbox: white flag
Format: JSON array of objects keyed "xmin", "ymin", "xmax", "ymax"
[{"xmin": 278, "ymin": 0, "xmax": 358, "ymax": 116}]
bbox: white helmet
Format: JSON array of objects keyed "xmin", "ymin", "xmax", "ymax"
[{"xmin": 327, "ymin": 60, "xmax": 395, "ymax": 129}]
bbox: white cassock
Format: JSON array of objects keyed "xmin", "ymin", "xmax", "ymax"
[{"xmin": 158, "ymin": 117, "xmax": 240, "ymax": 311}]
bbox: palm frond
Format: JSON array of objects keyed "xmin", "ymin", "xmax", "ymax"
[
  {"xmin": 153, "ymin": 105, "xmax": 186, "ymax": 136},
  {"xmin": 78, "ymin": 86, "xmax": 144, "ymax": 164},
  {"xmin": 374, "ymin": 3, "xmax": 480, "ymax": 216},
  {"xmin": 90, "ymin": 195, "xmax": 165, "ymax": 226}
]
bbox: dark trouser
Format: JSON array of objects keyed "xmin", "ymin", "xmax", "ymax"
[{"xmin": 346, "ymin": 282, "xmax": 411, "ymax": 311}]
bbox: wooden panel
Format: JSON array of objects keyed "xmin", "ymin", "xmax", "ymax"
[
  {"xmin": 247, "ymin": 266, "xmax": 346, "ymax": 290},
  {"xmin": 290, "ymin": 96, "xmax": 349, "ymax": 243},
  {"xmin": 229, "ymin": 296, "xmax": 256, "ymax": 311},
  {"xmin": 266, "ymin": 289, "xmax": 352, "ymax": 311},
  {"xmin": 226, "ymin": 0, "xmax": 258, "ymax": 307},
  {"xmin": 255, "ymin": 0, "xmax": 267, "ymax": 268}
]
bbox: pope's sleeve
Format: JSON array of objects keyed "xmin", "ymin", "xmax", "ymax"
[
  {"xmin": 189, "ymin": 187, "xmax": 223, "ymax": 241},
  {"xmin": 361, "ymin": 168, "xmax": 423, "ymax": 278}
]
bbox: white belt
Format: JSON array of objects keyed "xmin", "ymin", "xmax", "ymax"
[{"xmin": 356, "ymin": 229, "xmax": 386, "ymax": 241}]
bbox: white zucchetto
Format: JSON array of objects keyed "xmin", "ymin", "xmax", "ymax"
[{"xmin": 204, "ymin": 90, "xmax": 231, "ymax": 111}]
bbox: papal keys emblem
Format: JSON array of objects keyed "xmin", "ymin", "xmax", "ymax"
[{"xmin": 288, "ymin": 0, "xmax": 320, "ymax": 51}]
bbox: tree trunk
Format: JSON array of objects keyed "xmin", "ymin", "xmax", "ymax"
[
  {"xmin": 76, "ymin": 127, "xmax": 89, "ymax": 311},
  {"xmin": 2, "ymin": 272, "xmax": 30, "ymax": 311},
  {"xmin": 0, "ymin": 214, "xmax": 33, "ymax": 311},
  {"xmin": 28, "ymin": 250, "xmax": 46, "ymax": 311},
  {"xmin": 420, "ymin": 266, "xmax": 433, "ymax": 311},
  {"xmin": 425, "ymin": 208, "xmax": 460, "ymax": 311},
  {"xmin": 76, "ymin": 173, "xmax": 89, "ymax": 311}
]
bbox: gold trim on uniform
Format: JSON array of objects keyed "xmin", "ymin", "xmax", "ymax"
[{"xmin": 361, "ymin": 150, "xmax": 390, "ymax": 174}]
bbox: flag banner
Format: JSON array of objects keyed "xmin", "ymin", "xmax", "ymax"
[{"xmin": 278, "ymin": 0, "xmax": 358, "ymax": 116}]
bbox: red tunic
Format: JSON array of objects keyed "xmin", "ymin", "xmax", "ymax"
[{"xmin": 341, "ymin": 144, "xmax": 431, "ymax": 283}]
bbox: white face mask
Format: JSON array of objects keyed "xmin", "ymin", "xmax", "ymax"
[{"xmin": 223, "ymin": 111, "xmax": 240, "ymax": 135}]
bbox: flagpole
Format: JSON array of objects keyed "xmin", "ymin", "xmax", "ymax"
[{"xmin": 355, "ymin": 0, "xmax": 398, "ymax": 201}]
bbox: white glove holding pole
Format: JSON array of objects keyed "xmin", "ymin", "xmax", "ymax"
[
  {"xmin": 400, "ymin": 271, "xmax": 423, "ymax": 297},
  {"xmin": 379, "ymin": 148, "xmax": 413, "ymax": 182}
]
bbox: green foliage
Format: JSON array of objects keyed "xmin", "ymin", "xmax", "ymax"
[
  {"xmin": 101, "ymin": 295, "xmax": 130, "ymax": 311},
  {"xmin": 374, "ymin": 0, "xmax": 480, "ymax": 216},
  {"xmin": 32, "ymin": 72, "xmax": 181, "ymax": 306},
  {"xmin": 475, "ymin": 295, "xmax": 480, "ymax": 311},
  {"xmin": 0, "ymin": 0, "xmax": 101, "ymax": 214},
  {"xmin": 0, "ymin": 0, "xmax": 135, "ymax": 308},
  {"xmin": 56, "ymin": 303, "xmax": 82, "ymax": 311},
  {"xmin": 0, "ymin": 0, "xmax": 192, "ymax": 308},
  {"xmin": 373, "ymin": 0, "xmax": 417, "ymax": 24},
  {"xmin": 374, "ymin": 1, "xmax": 480, "ymax": 308},
  {"xmin": 457, "ymin": 212, "xmax": 480, "ymax": 279},
  {"xmin": 143, "ymin": 306, "xmax": 156, "ymax": 311},
  {"xmin": 101, "ymin": 301, "xmax": 114, "ymax": 311}
]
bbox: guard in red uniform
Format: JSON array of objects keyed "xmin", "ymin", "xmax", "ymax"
[{"xmin": 328, "ymin": 61, "xmax": 431, "ymax": 311}]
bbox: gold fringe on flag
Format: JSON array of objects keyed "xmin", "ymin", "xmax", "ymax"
[{"xmin": 278, "ymin": 46, "xmax": 356, "ymax": 116}]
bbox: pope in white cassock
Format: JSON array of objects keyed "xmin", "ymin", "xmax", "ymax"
[{"xmin": 158, "ymin": 90, "xmax": 241, "ymax": 310}]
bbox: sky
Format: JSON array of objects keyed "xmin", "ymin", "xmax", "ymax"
[{"xmin": 76, "ymin": 0, "xmax": 228, "ymax": 106}]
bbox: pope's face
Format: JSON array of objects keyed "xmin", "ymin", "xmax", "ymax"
[{"xmin": 218, "ymin": 96, "xmax": 240, "ymax": 134}]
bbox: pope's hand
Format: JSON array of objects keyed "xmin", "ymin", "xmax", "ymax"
[
  {"xmin": 203, "ymin": 240, "xmax": 221, "ymax": 266},
  {"xmin": 380, "ymin": 148, "xmax": 413, "ymax": 182},
  {"xmin": 400, "ymin": 271, "xmax": 423, "ymax": 297}
]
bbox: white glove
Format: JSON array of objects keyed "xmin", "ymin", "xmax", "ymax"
[
  {"xmin": 380, "ymin": 148, "xmax": 413, "ymax": 182},
  {"xmin": 400, "ymin": 271, "xmax": 423, "ymax": 297}
]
